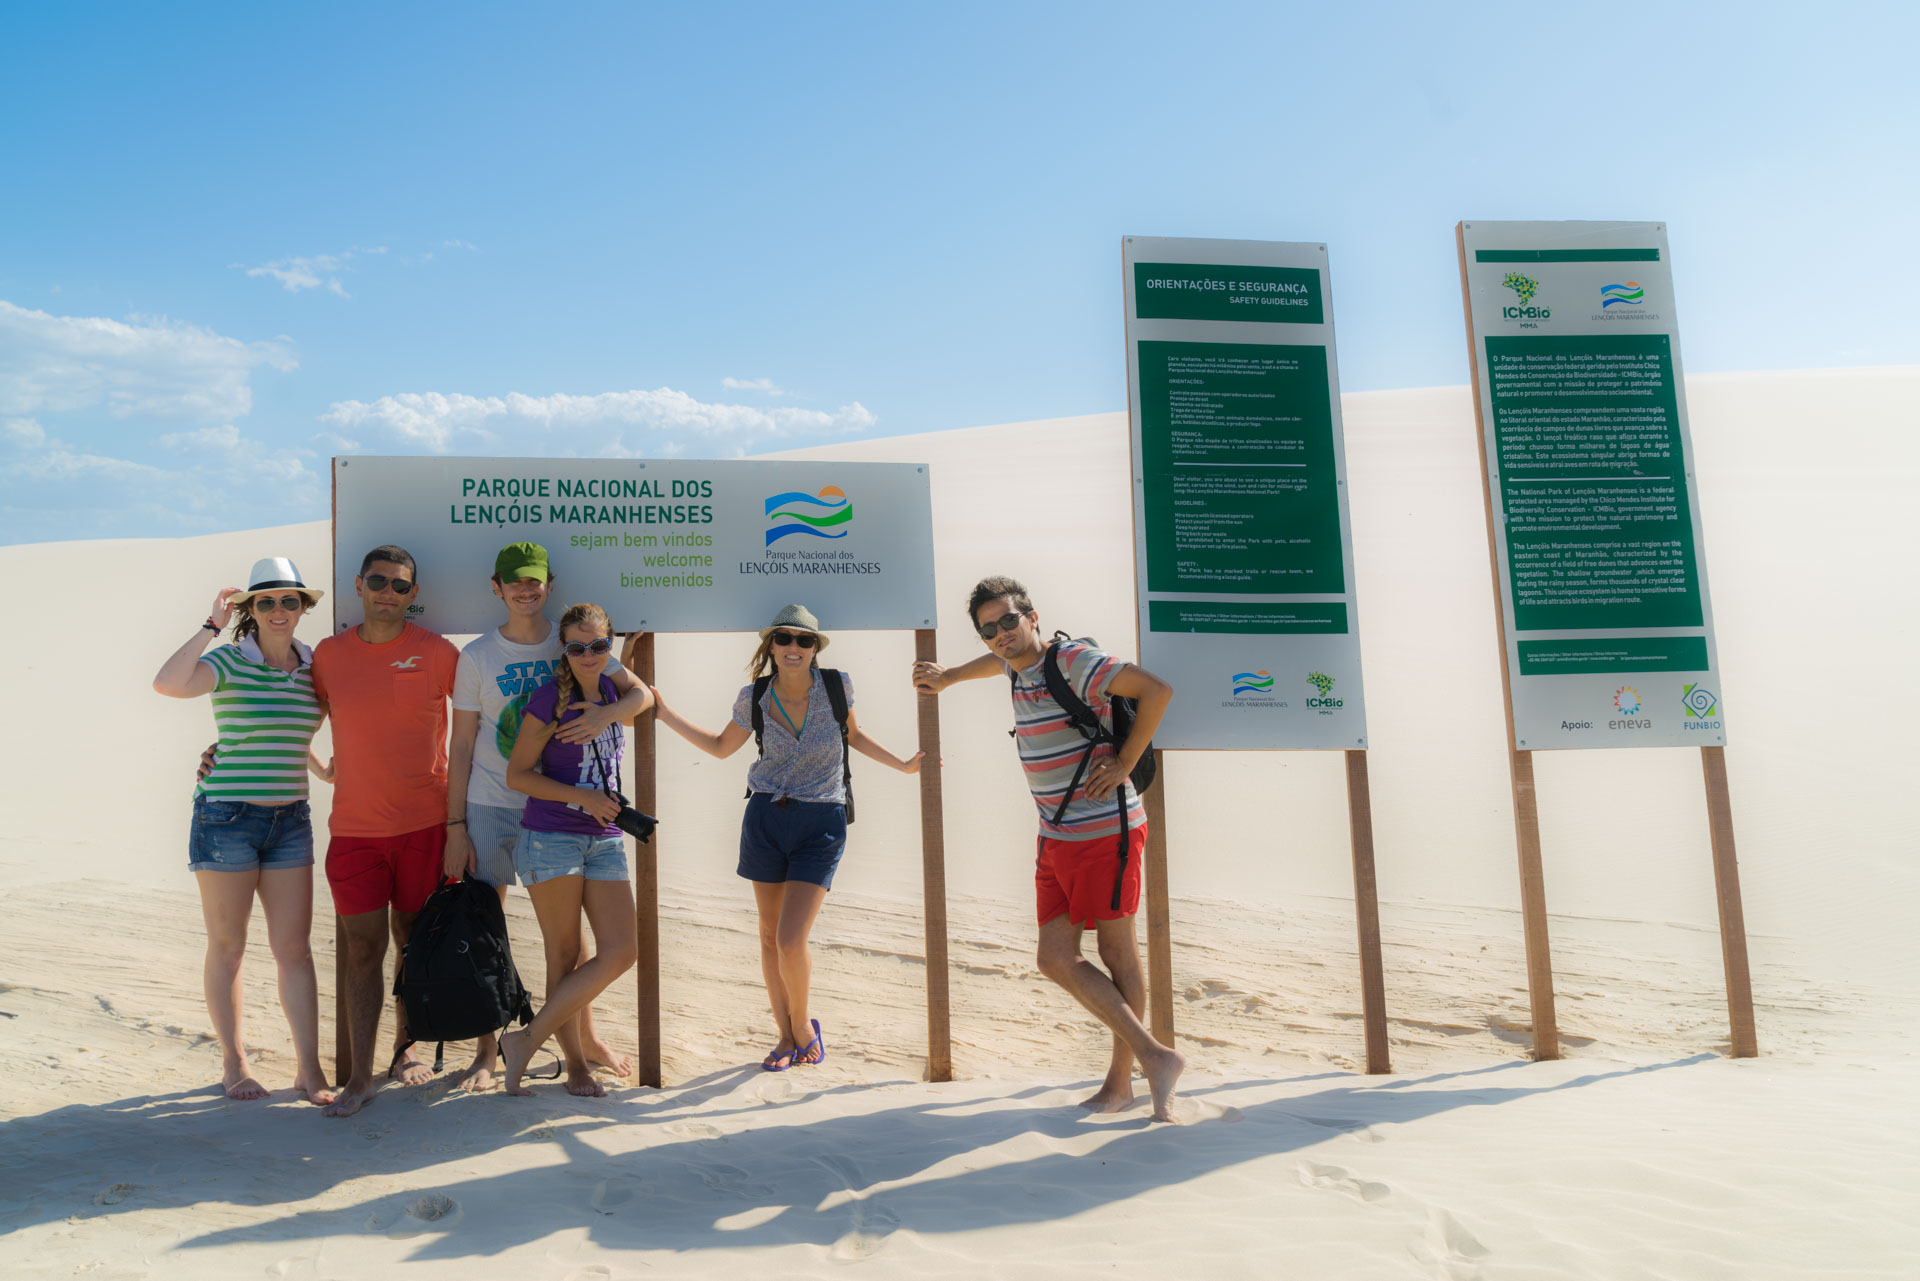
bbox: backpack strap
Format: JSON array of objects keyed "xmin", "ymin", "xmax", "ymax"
[
  {"xmin": 820, "ymin": 668, "xmax": 854, "ymax": 824},
  {"xmin": 1038, "ymin": 638, "xmax": 1116, "ymax": 825},
  {"xmin": 744, "ymin": 673, "xmax": 773, "ymax": 801}
]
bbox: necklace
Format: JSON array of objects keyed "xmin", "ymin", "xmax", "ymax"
[{"xmin": 768, "ymin": 682, "xmax": 807, "ymax": 738}]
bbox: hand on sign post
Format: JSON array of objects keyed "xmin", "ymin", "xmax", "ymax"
[{"xmin": 911, "ymin": 661, "xmax": 948, "ymax": 694}]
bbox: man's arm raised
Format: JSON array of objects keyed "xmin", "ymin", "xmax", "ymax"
[{"xmin": 911, "ymin": 651, "xmax": 1003, "ymax": 695}]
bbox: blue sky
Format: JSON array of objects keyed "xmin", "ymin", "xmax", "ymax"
[{"xmin": 3, "ymin": 2, "xmax": 1914, "ymax": 543}]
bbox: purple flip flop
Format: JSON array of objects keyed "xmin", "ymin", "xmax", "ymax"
[{"xmin": 794, "ymin": 1018, "xmax": 826, "ymax": 1066}]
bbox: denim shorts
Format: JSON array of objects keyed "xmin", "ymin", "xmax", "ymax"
[
  {"xmin": 188, "ymin": 796, "xmax": 315, "ymax": 874},
  {"xmin": 466, "ymin": 802, "xmax": 522, "ymax": 888},
  {"xmin": 513, "ymin": 827, "xmax": 629, "ymax": 887},
  {"xmin": 739, "ymin": 793, "xmax": 848, "ymax": 889}
]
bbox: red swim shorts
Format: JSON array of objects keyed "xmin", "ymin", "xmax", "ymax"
[
  {"xmin": 325, "ymin": 825, "xmax": 445, "ymax": 916},
  {"xmin": 1035, "ymin": 823, "xmax": 1147, "ymax": 927}
]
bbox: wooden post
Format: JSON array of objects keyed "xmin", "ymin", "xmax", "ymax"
[
  {"xmin": 1141, "ymin": 755, "xmax": 1174, "ymax": 1046},
  {"xmin": 913, "ymin": 629, "xmax": 953, "ymax": 1082},
  {"xmin": 330, "ymin": 463, "xmax": 349, "ymax": 1084},
  {"xmin": 1457, "ymin": 224, "xmax": 1559, "ymax": 1061},
  {"xmin": 1343, "ymin": 750, "xmax": 1391, "ymax": 1074},
  {"xmin": 625, "ymin": 631, "xmax": 663, "ymax": 1088},
  {"xmin": 1700, "ymin": 746, "xmax": 1758, "ymax": 1057}
]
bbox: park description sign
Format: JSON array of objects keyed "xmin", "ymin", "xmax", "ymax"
[
  {"xmin": 1122, "ymin": 236, "xmax": 1368, "ymax": 750},
  {"xmin": 332, "ymin": 457, "xmax": 937, "ymax": 635},
  {"xmin": 1458, "ymin": 220, "xmax": 1726, "ymax": 750}
]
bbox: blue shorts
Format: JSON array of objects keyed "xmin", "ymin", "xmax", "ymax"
[
  {"xmin": 466, "ymin": 803, "xmax": 522, "ymax": 888},
  {"xmin": 739, "ymin": 793, "xmax": 848, "ymax": 889},
  {"xmin": 513, "ymin": 827, "xmax": 629, "ymax": 887},
  {"xmin": 188, "ymin": 796, "xmax": 315, "ymax": 874}
]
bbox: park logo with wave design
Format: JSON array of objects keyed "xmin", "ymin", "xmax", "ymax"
[
  {"xmin": 1600, "ymin": 281, "xmax": 1645, "ymax": 308},
  {"xmin": 764, "ymin": 485, "xmax": 852, "ymax": 546},
  {"xmin": 1231, "ymin": 670, "xmax": 1274, "ymax": 698}
]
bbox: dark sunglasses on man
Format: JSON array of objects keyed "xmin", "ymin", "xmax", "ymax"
[
  {"xmin": 562, "ymin": 637, "xmax": 615, "ymax": 658},
  {"xmin": 769, "ymin": 630, "xmax": 818, "ymax": 649},
  {"xmin": 976, "ymin": 611, "xmax": 1029, "ymax": 642},
  {"xmin": 250, "ymin": 595, "xmax": 308, "ymax": 613},
  {"xmin": 362, "ymin": 574, "xmax": 414, "ymax": 595}
]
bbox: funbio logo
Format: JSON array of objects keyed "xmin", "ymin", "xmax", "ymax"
[
  {"xmin": 1231, "ymin": 670, "xmax": 1273, "ymax": 697},
  {"xmin": 1600, "ymin": 281, "xmax": 1645, "ymax": 308},
  {"xmin": 1501, "ymin": 271, "xmax": 1551, "ymax": 320},
  {"xmin": 764, "ymin": 485, "xmax": 851, "ymax": 546}
]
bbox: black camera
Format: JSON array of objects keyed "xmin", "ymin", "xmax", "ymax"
[{"xmin": 606, "ymin": 792, "xmax": 656, "ymax": 843}]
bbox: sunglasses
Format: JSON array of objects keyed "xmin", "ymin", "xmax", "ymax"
[
  {"xmin": 769, "ymin": 631, "xmax": 818, "ymax": 649},
  {"xmin": 362, "ymin": 574, "xmax": 414, "ymax": 595},
  {"xmin": 976, "ymin": 612, "xmax": 1029, "ymax": 642},
  {"xmin": 250, "ymin": 594, "xmax": 307, "ymax": 613},
  {"xmin": 562, "ymin": 637, "xmax": 615, "ymax": 658}
]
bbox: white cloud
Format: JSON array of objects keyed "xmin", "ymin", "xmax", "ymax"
[
  {"xmin": 239, "ymin": 246, "xmax": 387, "ymax": 297},
  {"xmin": 443, "ymin": 239, "xmax": 478, "ymax": 251},
  {"xmin": 721, "ymin": 376, "xmax": 789, "ymax": 396},
  {"xmin": 158, "ymin": 423, "xmax": 242, "ymax": 451},
  {"xmin": 0, "ymin": 300, "xmax": 295, "ymax": 422},
  {"xmin": 320, "ymin": 387, "xmax": 877, "ymax": 455},
  {"xmin": 0, "ymin": 419, "xmax": 325, "ymax": 540}
]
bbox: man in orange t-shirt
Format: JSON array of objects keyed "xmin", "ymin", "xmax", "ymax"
[{"xmin": 310, "ymin": 544, "xmax": 459, "ymax": 1118}]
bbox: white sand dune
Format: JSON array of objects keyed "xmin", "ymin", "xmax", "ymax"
[{"xmin": 3, "ymin": 368, "xmax": 1917, "ymax": 1278}]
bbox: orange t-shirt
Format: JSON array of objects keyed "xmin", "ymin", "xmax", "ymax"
[{"xmin": 312, "ymin": 622, "xmax": 460, "ymax": 838}]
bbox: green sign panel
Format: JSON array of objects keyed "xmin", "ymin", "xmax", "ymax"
[
  {"xmin": 1133, "ymin": 262, "xmax": 1324, "ymax": 324},
  {"xmin": 1483, "ymin": 333, "xmax": 1703, "ymax": 631},
  {"xmin": 1138, "ymin": 340, "xmax": 1345, "ymax": 594}
]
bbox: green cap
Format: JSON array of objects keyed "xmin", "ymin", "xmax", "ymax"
[{"xmin": 494, "ymin": 541, "xmax": 551, "ymax": 583}]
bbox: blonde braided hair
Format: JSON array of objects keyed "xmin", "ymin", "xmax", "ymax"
[{"xmin": 551, "ymin": 602, "xmax": 613, "ymax": 722}]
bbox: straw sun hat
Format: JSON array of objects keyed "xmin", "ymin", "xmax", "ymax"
[
  {"xmin": 229, "ymin": 556, "xmax": 324, "ymax": 606},
  {"xmin": 758, "ymin": 604, "xmax": 829, "ymax": 650}
]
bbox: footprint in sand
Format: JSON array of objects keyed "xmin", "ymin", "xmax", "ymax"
[
  {"xmin": 388, "ymin": 1193, "xmax": 462, "ymax": 1238},
  {"xmin": 94, "ymin": 1183, "xmax": 137, "ymax": 1205},
  {"xmin": 663, "ymin": 1120, "xmax": 721, "ymax": 1139},
  {"xmin": 1419, "ymin": 1208, "xmax": 1491, "ymax": 1278},
  {"xmin": 590, "ymin": 1177, "xmax": 649, "ymax": 1213},
  {"xmin": 1297, "ymin": 1161, "xmax": 1392, "ymax": 1203},
  {"xmin": 565, "ymin": 1269, "xmax": 613, "ymax": 1281}
]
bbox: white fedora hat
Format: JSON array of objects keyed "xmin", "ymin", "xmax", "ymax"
[{"xmin": 231, "ymin": 556, "xmax": 324, "ymax": 606}]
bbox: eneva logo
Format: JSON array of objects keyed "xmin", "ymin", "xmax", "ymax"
[
  {"xmin": 1306, "ymin": 671, "xmax": 1343, "ymax": 712},
  {"xmin": 764, "ymin": 485, "xmax": 851, "ymax": 546},
  {"xmin": 1231, "ymin": 670, "xmax": 1273, "ymax": 697},
  {"xmin": 1501, "ymin": 271, "xmax": 1551, "ymax": 319},
  {"xmin": 1613, "ymin": 686, "xmax": 1641, "ymax": 715}
]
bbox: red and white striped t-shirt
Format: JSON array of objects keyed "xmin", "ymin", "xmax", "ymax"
[{"xmin": 1005, "ymin": 640, "xmax": 1147, "ymax": 842}]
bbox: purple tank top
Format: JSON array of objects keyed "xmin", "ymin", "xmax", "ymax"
[{"xmin": 520, "ymin": 674, "xmax": 624, "ymax": 836}]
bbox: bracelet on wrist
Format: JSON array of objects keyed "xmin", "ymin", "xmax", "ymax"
[
  {"xmin": 445, "ymin": 818, "xmax": 466, "ymax": 827},
  {"xmin": 202, "ymin": 619, "xmax": 221, "ymax": 632}
]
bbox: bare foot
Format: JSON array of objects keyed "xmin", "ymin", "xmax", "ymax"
[
  {"xmin": 1142, "ymin": 1047, "xmax": 1186, "ymax": 1123},
  {"xmin": 222, "ymin": 1065, "xmax": 270, "ymax": 1101},
  {"xmin": 293, "ymin": 1070, "xmax": 338, "ymax": 1106},
  {"xmin": 322, "ymin": 1079, "xmax": 379, "ymax": 1118},
  {"xmin": 583, "ymin": 1038, "xmax": 633, "ymax": 1079},
  {"xmin": 388, "ymin": 1050, "xmax": 433, "ymax": 1087},
  {"xmin": 565, "ymin": 1064, "xmax": 608, "ymax": 1097},
  {"xmin": 500, "ymin": 1028, "xmax": 536, "ymax": 1096},
  {"xmin": 456, "ymin": 1057, "xmax": 497, "ymax": 1092},
  {"xmin": 1078, "ymin": 1082, "xmax": 1137, "ymax": 1114}
]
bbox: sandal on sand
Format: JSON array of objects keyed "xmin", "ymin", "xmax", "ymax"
[
  {"xmin": 793, "ymin": 1019, "xmax": 825, "ymax": 1066},
  {"xmin": 762, "ymin": 1045, "xmax": 796, "ymax": 1072}
]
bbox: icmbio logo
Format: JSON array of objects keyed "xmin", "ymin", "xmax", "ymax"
[
  {"xmin": 1501, "ymin": 271, "xmax": 1551, "ymax": 320},
  {"xmin": 1306, "ymin": 671, "xmax": 1344, "ymax": 713}
]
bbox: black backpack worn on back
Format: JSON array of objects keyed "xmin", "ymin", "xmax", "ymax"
[
  {"xmin": 747, "ymin": 668, "xmax": 855, "ymax": 823},
  {"xmin": 391, "ymin": 876, "xmax": 537, "ymax": 1075},
  {"xmin": 1008, "ymin": 631, "xmax": 1158, "ymax": 910}
]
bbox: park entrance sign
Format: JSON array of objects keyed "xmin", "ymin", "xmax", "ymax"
[
  {"xmin": 1121, "ymin": 236, "xmax": 1368, "ymax": 751},
  {"xmin": 1458, "ymin": 221, "xmax": 1726, "ymax": 750},
  {"xmin": 331, "ymin": 457, "xmax": 936, "ymax": 635}
]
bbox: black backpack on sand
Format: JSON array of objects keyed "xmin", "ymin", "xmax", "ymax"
[
  {"xmin": 392, "ymin": 876, "xmax": 537, "ymax": 1074},
  {"xmin": 1009, "ymin": 632, "xmax": 1158, "ymax": 910},
  {"xmin": 748, "ymin": 668, "xmax": 856, "ymax": 823}
]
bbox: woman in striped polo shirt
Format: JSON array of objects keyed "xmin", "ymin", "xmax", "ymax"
[{"xmin": 154, "ymin": 557, "xmax": 336, "ymax": 1105}]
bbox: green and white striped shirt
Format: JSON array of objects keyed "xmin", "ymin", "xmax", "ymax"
[{"xmin": 197, "ymin": 638, "xmax": 324, "ymax": 804}]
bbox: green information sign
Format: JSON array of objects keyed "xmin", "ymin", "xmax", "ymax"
[
  {"xmin": 1124, "ymin": 236, "xmax": 1367, "ymax": 751},
  {"xmin": 1459, "ymin": 219, "xmax": 1725, "ymax": 751},
  {"xmin": 1138, "ymin": 340, "xmax": 1345, "ymax": 594}
]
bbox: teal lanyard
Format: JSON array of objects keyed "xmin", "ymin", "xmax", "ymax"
[{"xmin": 769, "ymin": 683, "xmax": 807, "ymax": 738}]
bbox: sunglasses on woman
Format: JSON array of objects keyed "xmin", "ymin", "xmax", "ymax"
[
  {"xmin": 562, "ymin": 637, "xmax": 615, "ymax": 658},
  {"xmin": 769, "ymin": 631, "xmax": 818, "ymax": 649},
  {"xmin": 250, "ymin": 595, "xmax": 307, "ymax": 613},
  {"xmin": 362, "ymin": 574, "xmax": 414, "ymax": 595},
  {"xmin": 976, "ymin": 611, "xmax": 1028, "ymax": 641}
]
